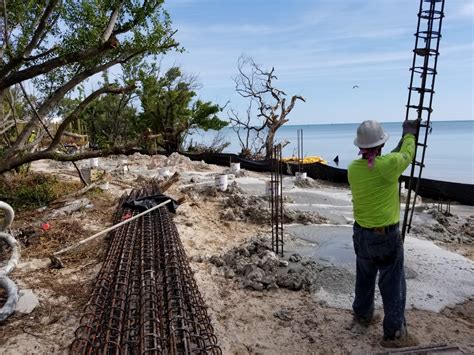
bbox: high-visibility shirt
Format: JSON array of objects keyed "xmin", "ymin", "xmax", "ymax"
[{"xmin": 348, "ymin": 134, "xmax": 416, "ymax": 228}]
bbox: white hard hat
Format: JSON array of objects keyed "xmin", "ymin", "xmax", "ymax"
[{"xmin": 353, "ymin": 120, "xmax": 389, "ymax": 148}]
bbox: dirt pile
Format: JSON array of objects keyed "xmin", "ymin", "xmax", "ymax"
[
  {"xmin": 412, "ymin": 208, "xmax": 474, "ymax": 244},
  {"xmin": 150, "ymin": 152, "xmax": 210, "ymax": 172},
  {"xmin": 181, "ymin": 180, "xmax": 328, "ymax": 225},
  {"xmin": 220, "ymin": 192, "xmax": 328, "ymax": 225},
  {"xmin": 206, "ymin": 235, "xmax": 327, "ymax": 292},
  {"xmin": 294, "ymin": 177, "xmax": 321, "ymax": 189}
]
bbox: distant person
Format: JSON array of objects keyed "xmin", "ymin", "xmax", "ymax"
[{"xmin": 347, "ymin": 119, "xmax": 418, "ymax": 348}]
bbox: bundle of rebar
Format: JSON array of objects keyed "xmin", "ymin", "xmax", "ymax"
[{"xmin": 71, "ymin": 184, "xmax": 221, "ymax": 354}]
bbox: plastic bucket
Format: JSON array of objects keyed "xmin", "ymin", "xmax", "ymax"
[
  {"xmin": 120, "ymin": 159, "xmax": 129, "ymax": 173},
  {"xmin": 215, "ymin": 174, "xmax": 228, "ymax": 191},
  {"xmin": 231, "ymin": 162, "xmax": 240, "ymax": 173},
  {"xmin": 89, "ymin": 158, "xmax": 99, "ymax": 168},
  {"xmin": 295, "ymin": 172, "xmax": 307, "ymax": 181}
]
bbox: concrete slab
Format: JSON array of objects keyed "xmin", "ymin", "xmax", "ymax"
[
  {"xmin": 235, "ymin": 177, "xmax": 267, "ymax": 195},
  {"xmin": 285, "ymin": 188, "xmax": 352, "ymax": 206},
  {"xmin": 286, "ymin": 224, "xmax": 355, "ymax": 267}
]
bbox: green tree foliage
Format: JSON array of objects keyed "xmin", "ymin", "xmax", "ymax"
[
  {"xmin": 80, "ymin": 93, "xmax": 139, "ymax": 149},
  {"xmin": 139, "ymin": 67, "xmax": 227, "ymax": 153},
  {"xmin": 0, "ymin": 0, "xmax": 179, "ymax": 174}
]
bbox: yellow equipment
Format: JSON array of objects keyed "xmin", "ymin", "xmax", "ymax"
[{"xmin": 281, "ymin": 156, "xmax": 328, "ymax": 165}]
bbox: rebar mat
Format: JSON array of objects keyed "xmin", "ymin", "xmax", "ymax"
[{"xmin": 71, "ymin": 183, "xmax": 221, "ymax": 354}]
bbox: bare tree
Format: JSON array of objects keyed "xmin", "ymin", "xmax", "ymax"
[
  {"xmin": 228, "ymin": 102, "xmax": 265, "ymax": 158},
  {"xmin": 232, "ymin": 55, "xmax": 305, "ymax": 159}
]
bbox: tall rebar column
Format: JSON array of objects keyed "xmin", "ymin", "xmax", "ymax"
[
  {"xmin": 270, "ymin": 145, "xmax": 284, "ymax": 257},
  {"xmin": 297, "ymin": 129, "xmax": 304, "ymax": 173},
  {"xmin": 71, "ymin": 184, "xmax": 221, "ymax": 354},
  {"xmin": 401, "ymin": 0, "xmax": 446, "ymax": 240}
]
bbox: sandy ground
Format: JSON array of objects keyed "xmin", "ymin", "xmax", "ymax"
[{"xmin": 0, "ymin": 153, "xmax": 473, "ymax": 354}]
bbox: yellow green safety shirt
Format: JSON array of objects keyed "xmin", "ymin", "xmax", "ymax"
[{"xmin": 348, "ymin": 134, "xmax": 416, "ymax": 228}]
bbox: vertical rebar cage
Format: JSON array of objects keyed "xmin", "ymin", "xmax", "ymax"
[
  {"xmin": 401, "ymin": 0, "xmax": 445, "ymax": 240},
  {"xmin": 270, "ymin": 145, "xmax": 284, "ymax": 257},
  {"xmin": 297, "ymin": 129, "xmax": 304, "ymax": 173}
]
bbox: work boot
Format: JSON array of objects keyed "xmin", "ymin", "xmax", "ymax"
[
  {"xmin": 349, "ymin": 313, "xmax": 381, "ymax": 334},
  {"xmin": 380, "ymin": 329, "xmax": 419, "ymax": 348}
]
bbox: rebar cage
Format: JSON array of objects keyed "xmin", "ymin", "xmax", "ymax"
[{"xmin": 401, "ymin": 0, "xmax": 446, "ymax": 240}]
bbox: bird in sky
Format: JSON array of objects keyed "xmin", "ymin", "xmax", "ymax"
[{"xmin": 352, "ymin": 85, "xmax": 359, "ymax": 89}]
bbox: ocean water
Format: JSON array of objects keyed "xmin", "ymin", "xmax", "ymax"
[{"xmin": 191, "ymin": 120, "xmax": 474, "ymax": 184}]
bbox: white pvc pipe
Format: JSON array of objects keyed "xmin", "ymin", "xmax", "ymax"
[{"xmin": 53, "ymin": 199, "xmax": 172, "ymax": 257}]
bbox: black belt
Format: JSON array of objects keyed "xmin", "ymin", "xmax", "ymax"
[{"xmin": 354, "ymin": 221, "xmax": 399, "ymax": 235}]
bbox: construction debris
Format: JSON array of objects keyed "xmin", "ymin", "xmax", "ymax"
[
  {"xmin": 209, "ymin": 235, "xmax": 326, "ymax": 292},
  {"xmin": 221, "ymin": 192, "xmax": 327, "ymax": 225}
]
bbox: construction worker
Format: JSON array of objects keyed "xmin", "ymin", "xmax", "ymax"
[{"xmin": 348, "ymin": 119, "xmax": 419, "ymax": 348}]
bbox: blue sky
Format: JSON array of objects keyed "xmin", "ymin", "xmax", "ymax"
[{"xmin": 160, "ymin": 0, "xmax": 473, "ymax": 124}]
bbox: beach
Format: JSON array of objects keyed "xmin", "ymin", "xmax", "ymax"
[{"xmin": 1, "ymin": 153, "xmax": 473, "ymax": 354}]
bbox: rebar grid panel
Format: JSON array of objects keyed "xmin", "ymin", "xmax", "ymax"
[
  {"xmin": 270, "ymin": 144, "xmax": 284, "ymax": 257},
  {"xmin": 401, "ymin": 0, "xmax": 445, "ymax": 240},
  {"xmin": 70, "ymin": 184, "xmax": 221, "ymax": 354}
]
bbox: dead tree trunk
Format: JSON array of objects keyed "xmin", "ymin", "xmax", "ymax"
[{"xmin": 232, "ymin": 55, "xmax": 305, "ymax": 160}]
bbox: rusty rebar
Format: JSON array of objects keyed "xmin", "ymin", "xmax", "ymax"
[
  {"xmin": 270, "ymin": 144, "xmax": 284, "ymax": 257},
  {"xmin": 71, "ymin": 185, "xmax": 221, "ymax": 354}
]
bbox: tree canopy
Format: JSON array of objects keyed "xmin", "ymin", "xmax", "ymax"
[
  {"xmin": 0, "ymin": 0, "xmax": 179, "ymax": 173},
  {"xmin": 139, "ymin": 67, "xmax": 227, "ymax": 153}
]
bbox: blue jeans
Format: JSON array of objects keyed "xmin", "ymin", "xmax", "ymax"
[{"xmin": 352, "ymin": 223, "xmax": 406, "ymax": 338}]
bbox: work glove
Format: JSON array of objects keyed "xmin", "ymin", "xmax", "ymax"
[{"xmin": 403, "ymin": 119, "xmax": 419, "ymax": 136}]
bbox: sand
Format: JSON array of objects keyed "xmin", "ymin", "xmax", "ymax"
[{"xmin": 0, "ymin": 154, "xmax": 473, "ymax": 354}]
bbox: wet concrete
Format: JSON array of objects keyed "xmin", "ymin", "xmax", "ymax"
[
  {"xmin": 233, "ymin": 177, "xmax": 267, "ymax": 195},
  {"xmin": 285, "ymin": 224, "xmax": 355, "ymax": 267},
  {"xmin": 286, "ymin": 222, "xmax": 474, "ymax": 312},
  {"xmin": 216, "ymin": 172, "xmax": 474, "ymax": 313}
]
